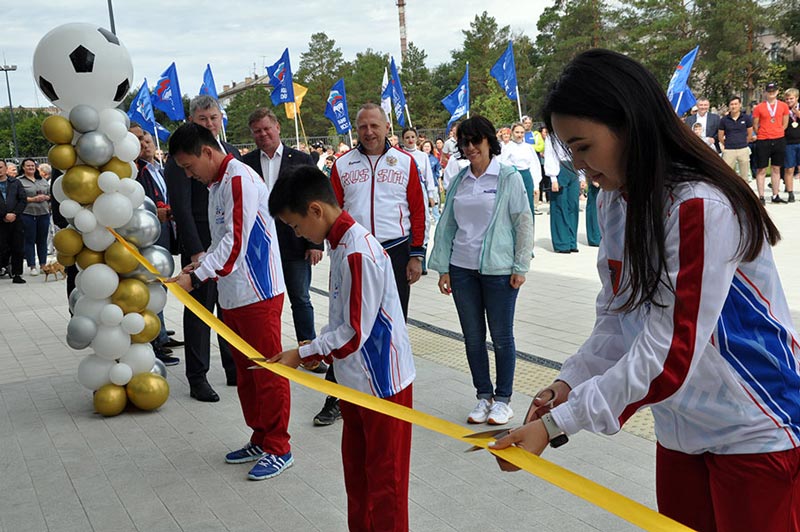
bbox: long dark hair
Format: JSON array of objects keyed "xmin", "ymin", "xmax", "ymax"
[{"xmin": 542, "ymin": 49, "xmax": 780, "ymax": 312}]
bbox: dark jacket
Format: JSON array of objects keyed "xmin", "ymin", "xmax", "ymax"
[
  {"xmin": 135, "ymin": 159, "xmax": 177, "ymax": 253},
  {"xmin": 686, "ymin": 112, "xmax": 722, "ymax": 151},
  {"xmin": 0, "ymin": 178, "xmax": 27, "ymax": 219},
  {"xmin": 241, "ymin": 145, "xmax": 323, "ymax": 261},
  {"xmin": 165, "ymin": 141, "xmax": 241, "ymax": 262}
]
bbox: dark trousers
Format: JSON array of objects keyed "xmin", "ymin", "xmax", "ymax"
[
  {"xmin": 282, "ymin": 258, "xmax": 316, "ymax": 342},
  {"xmin": 550, "ymin": 165, "xmax": 580, "ymax": 252},
  {"xmin": 182, "ymin": 256, "xmax": 235, "ymax": 385},
  {"xmin": 22, "ymin": 213, "xmax": 50, "ymax": 268},
  {"xmin": 383, "ymin": 239, "xmax": 410, "ymax": 321},
  {"xmin": 0, "ymin": 219, "xmax": 24, "ymax": 276},
  {"xmin": 585, "ymin": 184, "xmax": 601, "ymax": 247}
]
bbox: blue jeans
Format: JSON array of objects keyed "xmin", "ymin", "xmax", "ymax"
[
  {"xmin": 282, "ymin": 258, "xmax": 316, "ymax": 342},
  {"xmin": 449, "ymin": 264, "xmax": 519, "ymax": 403},
  {"xmin": 22, "ymin": 213, "xmax": 50, "ymax": 268}
]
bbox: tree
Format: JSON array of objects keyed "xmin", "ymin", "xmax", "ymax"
[
  {"xmin": 343, "ymin": 49, "xmax": 391, "ymax": 125},
  {"xmin": 295, "ymin": 33, "xmax": 347, "ymax": 136},
  {"xmin": 400, "ymin": 42, "xmax": 441, "ymax": 129},
  {"xmin": 0, "ymin": 108, "xmax": 52, "ymax": 158},
  {"xmin": 223, "ymin": 85, "xmax": 295, "ymax": 145}
]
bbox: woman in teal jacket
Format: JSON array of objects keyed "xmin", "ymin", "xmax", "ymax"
[{"xmin": 429, "ymin": 115, "xmax": 534, "ymax": 426}]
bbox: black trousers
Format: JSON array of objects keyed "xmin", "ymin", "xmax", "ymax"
[{"xmin": 0, "ymin": 219, "xmax": 24, "ymax": 276}]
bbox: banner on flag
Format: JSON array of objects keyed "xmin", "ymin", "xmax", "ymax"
[
  {"xmin": 266, "ymin": 48, "xmax": 296, "ymax": 106},
  {"xmin": 442, "ymin": 65, "xmax": 469, "ymax": 130},
  {"xmin": 666, "ymin": 46, "xmax": 699, "ymax": 116},
  {"xmin": 199, "ymin": 64, "xmax": 218, "ymax": 99},
  {"xmin": 128, "ymin": 79, "xmax": 157, "ymax": 135},
  {"xmin": 285, "ymin": 83, "xmax": 308, "ymax": 119},
  {"xmin": 381, "ymin": 57, "xmax": 407, "ymax": 127},
  {"xmin": 324, "ymin": 79, "xmax": 352, "ymax": 134},
  {"xmin": 152, "ymin": 62, "xmax": 185, "ymax": 121},
  {"xmin": 490, "ymin": 41, "xmax": 518, "ymax": 101}
]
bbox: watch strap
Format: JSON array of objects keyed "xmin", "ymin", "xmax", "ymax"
[{"xmin": 541, "ymin": 412, "xmax": 569, "ymax": 448}]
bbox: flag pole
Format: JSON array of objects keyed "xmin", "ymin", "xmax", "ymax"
[
  {"xmin": 348, "ymin": 129, "xmax": 354, "ymax": 148},
  {"xmin": 466, "ymin": 61, "xmax": 470, "ymax": 119},
  {"xmin": 293, "ymin": 102, "xmax": 300, "ymax": 148},
  {"xmin": 298, "ymin": 110, "xmax": 309, "ymax": 148},
  {"xmin": 515, "ymin": 85, "xmax": 523, "ymax": 122},
  {"xmin": 404, "ymin": 104, "xmax": 413, "ymax": 128},
  {"xmin": 674, "ymin": 91, "xmax": 684, "ymax": 114},
  {"xmin": 389, "ymin": 105, "xmax": 395, "ymax": 137}
]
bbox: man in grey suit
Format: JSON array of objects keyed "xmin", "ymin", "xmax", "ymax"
[{"xmin": 685, "ymin": 97, "xmax": 721, "ymax": 152}]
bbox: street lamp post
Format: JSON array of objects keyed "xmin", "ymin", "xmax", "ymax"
[{"xmin": 1, "ymin": 64, "xmax": 19, "ymax": 159}]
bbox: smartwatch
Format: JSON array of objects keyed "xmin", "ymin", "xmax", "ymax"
[
  {"xmin": 189, "ymin": 272, "xmax": 202, "ymax": 290},
  {"xmin": 541, "ymin": 412, "xmax": 569, "ymax": 448}
]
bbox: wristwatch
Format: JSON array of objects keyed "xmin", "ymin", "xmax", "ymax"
[
  {"xmin": 541, "ymin": 412, "xmax": 569, "ymax": 448},
  {"xmin": 412, "ymin": 256, "xmax": 424, "ymax": 262},
  {"xmin": 189, "ymin": 272, "xmax": 202, "ymax": 290}
]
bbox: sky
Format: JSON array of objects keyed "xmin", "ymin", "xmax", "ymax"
[{"xmin": 3, "ymin": 0, "xmax": 547, "ymax": 109}]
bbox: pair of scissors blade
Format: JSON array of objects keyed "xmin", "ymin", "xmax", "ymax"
[
  {"xmin": 463, "ymin": 428, "xmax": 512, "ymax": 452},
  {"xmin": 247, "ymin": 357, "xmax": 269, "ymax": 370}
]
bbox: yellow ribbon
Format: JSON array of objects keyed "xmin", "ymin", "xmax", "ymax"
[{"xmin": 110, "ymin": 229, "xmax": 692, "ymax": 532}]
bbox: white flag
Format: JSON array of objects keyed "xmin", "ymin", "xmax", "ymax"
[{"xmin": 381, "ymin": 67, "xmax": 392, "ymax": 120}]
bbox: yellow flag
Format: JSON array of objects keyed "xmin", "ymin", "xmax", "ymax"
[{"xmin": 285, "ymin": 83, "xmax": 308, "ymax": 119}]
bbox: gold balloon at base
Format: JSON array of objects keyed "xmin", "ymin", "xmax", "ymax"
[
  {"xmin": 130, "ymin": 310, "xmax": 160, "ymax": 343},
  {"xmin": 111, "ymin": 278, "xmax": 150, "ymax": 314},
  {"xmin": 62, "ymin": 165, "xmax": 102, "ymax": 204},
  {"xmin": 57, "ymin": 253, "xmax": 76, "ymax": 267},
  {"xmin": 76, "ymin": 248, "xmax": 105, "ymax": 270},
  {"xmin": 101, "ymin": 157, "xmax": 132, "ymax": 179},
  {"xmin": 105, "ymin": 241, "xmax": 139, "ymax": 274},
  {"xmin": 53, "ymin": 227, "xmax": 84, "ymax": 256},
  {"xmin": 94, "ymin": 383, "xmax": 128, "ymax": 416},
  {"xmin": 126, "ymin": 373, "xmax": 169, "ymax": 411},
  {"xmin": 48, "ymin": 144, "xmax": 77, "ymax": 171},
  {"xmin": 41, "ymin": 115, "xmax": 74, "ymax": 145}
]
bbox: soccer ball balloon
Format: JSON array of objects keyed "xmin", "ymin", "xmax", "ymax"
[{"xmin": 33, "ymin": 23, "xmax": 133, "ymax": 112}]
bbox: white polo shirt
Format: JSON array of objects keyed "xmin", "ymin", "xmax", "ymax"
[{"xmin": 450, "ymin": 157, "xmax": 500, "ymax": 270}]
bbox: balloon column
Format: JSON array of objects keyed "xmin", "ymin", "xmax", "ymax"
[{"xmin": 34, "ymin": 23, "xmax": 171, "ymax": 416}]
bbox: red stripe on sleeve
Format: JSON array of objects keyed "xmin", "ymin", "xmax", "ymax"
[
  {"xmin": 331, "ymin": 160, "xmax": 345, "ymax": 208},
  {"xmin": 405, "ymin": 152, "xmax": 426, "ymax": 247},
  {"xmin": 329, "ymin": 253, "xmax": 364, "ymax": 359},
  {"xmin": 619, "ymin": 198, "xmax": 705, "ymax": 425},
  {"xmin": 216, "ymin": 175, "xmax": 243, "ymax": 277}
]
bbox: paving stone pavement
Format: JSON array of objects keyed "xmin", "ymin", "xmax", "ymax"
[{"xmin": 0, "ymin": 196, "xmax": 798, "ymax": 532}]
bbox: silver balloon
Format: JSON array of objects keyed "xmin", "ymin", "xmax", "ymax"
[
  {"xmin": 122, "ymin": 245, "xmax": 174, "ymax": 282},
  {"xmin": 67, "ymin": 315, "xmax": 98, "ymax": 350},
  {"xmin": 76, "ymin": 131, "xmax": 114, "ymax": 167},
  {"xmin": 150, "ymin": 359, "xmax": 167, "ymax": 378},
  {"xmin": 141, "ymin": 196, "xmax": 157, "ymax": 216},
  {"xmin": 67, "ymin": 336, "xmax": 91, "ymax": 350},
  {"xmin": 69, "ymin": 104, "xmax": 100, "ymax": 133},
  {"xmin": 68, "ymin": 287, "xmax": 83, "ymax": 313},
  {"xmin": 117, "ymin": 209, "xmax": 160, "ymax": 247}
]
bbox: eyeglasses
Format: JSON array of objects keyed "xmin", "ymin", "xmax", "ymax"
[{"xmin": 457, "ymin": 136, "xmax": 484, "ymax": 148}]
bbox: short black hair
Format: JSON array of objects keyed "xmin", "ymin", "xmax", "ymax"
[
  {"xmin": 268, "ymin": 164, "xmax": 339, "ymax": 217},
  {"xmin": 168, "ymin": 122, "xmax": 222, "ymax": 157},
  {"xmin": 456, "ymin": 115, "xmax": 502, "ymax": 159},
  {"xmin": 728, "ymin": 95, "xmax": 742, "ymax": 105}
]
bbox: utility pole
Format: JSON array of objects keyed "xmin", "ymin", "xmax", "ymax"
[
  {"xmin": 107, "ymin": 0, "xmax": 116, "ymax": 35},
  {"xmin": 1, "ymin": 63, "xmax": 19, "ymax": 159},
  {"xmin": 396, "ymin": 0, "xmax": 408, "ymax": 63}
]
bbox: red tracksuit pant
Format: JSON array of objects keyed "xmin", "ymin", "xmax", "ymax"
[
  {"xmin": 340, "ymin": 384, "xmax": 413, "ymax": 532},
  {"xmin": 222, "ymin": 295, "xmax": 291, "ymax": 456}
]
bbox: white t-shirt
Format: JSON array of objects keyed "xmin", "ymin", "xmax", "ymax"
[{"xmin": 450, "ymin": 158, "xmax": 500, "ymax": 270}]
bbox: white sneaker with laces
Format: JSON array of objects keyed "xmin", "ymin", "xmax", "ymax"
[
  {"xmin": 29, "ymin": 267, "xmax": 39, "ymax": 276},
  {"xmin": 467, "ymin": 398, "xmax": 492, "ymax": 424},
  {"xmin": 487, "ymin": 401, "xmax": 513, "ymax": 425}
]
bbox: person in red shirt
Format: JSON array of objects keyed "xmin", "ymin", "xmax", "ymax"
[{"xmin": 752, "ymin": 82, "xmax": 790, "ymax": 204}]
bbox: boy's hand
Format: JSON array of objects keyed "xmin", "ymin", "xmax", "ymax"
[{"xmin": 268, "ymin": 348, "xmax": 302, "ymax": 368}]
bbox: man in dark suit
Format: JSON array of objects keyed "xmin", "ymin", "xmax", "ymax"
[
  {"xmin": 164, "ymin": 95, "xmax": 238, "ymax": 402},
  {"xmin": 241, "ymin": 108, "xmax": 326, "ymax": 368},
  {"xmin": 685, "ymin": 97, "xmax": 721, "ymax": 152},
  {"xmin": 0, "ymin": 160, "xmax": 27, "ymax": 283}
]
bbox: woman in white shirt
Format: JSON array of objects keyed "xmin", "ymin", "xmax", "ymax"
[{"xmin": 500, "ymin": 122, "xmax": 543, "ymax": 216}]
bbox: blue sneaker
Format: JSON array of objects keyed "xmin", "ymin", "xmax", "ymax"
[
  {"xmin": 247, "ymin": 452, "xmax": 294, "ymax": 480},
  {"xmin": 225, "ymin": 442, "xmax": 264, "ymax": 464}
]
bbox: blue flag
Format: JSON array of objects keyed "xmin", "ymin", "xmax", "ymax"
[
  {"xmin": 490, "ymin": 41, "xmax": 518, "ymax": 101},
  {"xmin": 128, "ymin": 79, "xmax": 156, "ymax": 135},
  {"xmin": 155, "ymin": 122, "xmax": 171, "ymax": 143},
  {"xmin": 667, "ymin": 46, "xmax": 699, "ymax": 116},
  {"xmin": 152, "ymin": 62, "xmax": 185, "ymax": 121},
  {"xmin": 266, "ymin": 48, "xmax": 295, "ymax": 106},
  {"xmin": 442, "ymin": 65, "xmax": 469, "ymax": 130},
  {"xmin": 324, "ymin": 79, "xmax": 352, "ymax": 134},
  {"xmin": 199, "ymin": 64, "xmax": 218, "ymax": 99},
  {"xmin": 381, "ymin": 57, "xmax": 407, "ymax": 127}
]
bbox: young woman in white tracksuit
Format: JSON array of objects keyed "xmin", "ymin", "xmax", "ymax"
[{"xmin": 491, "ymin": 50, "xmax": 799, "ymax": 532}]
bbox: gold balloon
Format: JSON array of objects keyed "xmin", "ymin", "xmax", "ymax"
[
  {"xmin": 76, "ymin": 248, "xmax": 105, "ymax": 270},
  {"xmin": 62, "ymin": 165, "xmax": 101, "ymax": 204},
  {"xmin": 130, "ymin": 310, "xmax": 160, "ymax": 343},
  {"xmin": 111, "ymin": 278, "xmax": 150, "ymax": 314},
  {"xmin": 53, "ymin": 227, "xmax": 84, "ymax": 256},
  {"xmin": 100, "ymin": 157, "xmax": 132, "ymax": 179},
  {"xmin": 126, "ymin": 373, "xmax": 169, "ymax": 411},
  {"xmin": 57, "ymin": 253, "xmax": 76, "ymax": 267},
  {"xmin": 104, "ymin": 241, "xmax": 139, "ymax": 274},
  {"xmin": 41, "ymin": 115, "xmax": 74, "ymax": 145},
  {"xmin": 94, "ymin": 383, "xmax": 128, "ymax": 416},
  {"xmin": 48, "ymin": 144, "xmax": 77, "ymax": 171}
]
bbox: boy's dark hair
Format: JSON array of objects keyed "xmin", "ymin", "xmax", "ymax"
[
  {"xmin": 168, "ymin": 122, "xmax": 222, "ymax": 157},
  {"xmin": 268, "ymin": 164, "xmax": 339, "ymax": 217}
]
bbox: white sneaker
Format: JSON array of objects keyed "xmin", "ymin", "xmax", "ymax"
[
  {"xmin": 467, "ymin": 399, "xmax": 492, "ymax": 424},
  {"xmin": 487, "ymin": 402, "xmax": 514, "ymax": 425},
  {"xmin": 29, "ymin": 267, "xmax": 39, "ymax": 276}
]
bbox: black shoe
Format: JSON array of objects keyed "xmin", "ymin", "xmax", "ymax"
[
  {"xmin": 166, "ymin": 329, "xmax": 176, "ymax": 336},
  {"xmin": 555, "ymin": 249, "xmax": 571, "ymax": 254},
  {"xmin": 156, "ymin": 354, "xmax": 179, "ymax": 366},
  {"xmin": 313, "ymin": 396, "xmax": 342, "ymax": 426},
  {"xmin": 12, "ymin": 275, "xmax": 25, "ymax": 284},
  {"xmin": 570, "ymin": 248, "xmax": 579, "ymax": 253},
  {"xmin": 226, "ymin": 372, "xmax": 237, "ymax": 386},
  {"xmin": 789, "ymin": 192, "xmax": 796, "ymax": 203},
  {"xmin": 190, "ymin": 381, "xmax": 220, "ymax": 402},
  {"xmin": 760, "ymin": 196, "xmax": 766, "ymax": 205},
  {"xmin": 421, "ymin": 270, "xmax": 428, "ymax": 276},
  {"xmin": 162, "ymin": 338, "xmax": 184, "ymax": 348},
  {"xmin": 160, "ymin": 347, "xmax": 173, "ymax": 355},
  {"xmin": 772, "ymin": 195, "xmax": 787, "ymax": 204}
]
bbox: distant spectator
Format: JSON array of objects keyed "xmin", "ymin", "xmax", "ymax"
[{"xmin": 19, "ymin": 159, "xmax": 50, "ymax": 276}]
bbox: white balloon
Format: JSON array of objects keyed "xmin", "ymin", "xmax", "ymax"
[
  {"xmin": 82, "ymin": 226, "xmax": 116, "ymax": 252},
  {"xmin": 74, "ymin": 295, "xmax": 110, "ymax": 322},
  {"xmin": 118, "ymin": 177, "xmax": 145, "ymax": 209},
  {"xmin": 97, "ymin": 171, "xmax": 121, "ymax": 193},
  {"xmin": 114, "ymin": 132, "xmax": 140, "ymax": 163},
  {"xmin": 81, "ymin": 263, "xmax": 119, "ymax": 299},
  {"xmin": 73, "ymin": 209, "xmax": 98, "ymax": 233},
  {"xmin": 99, "ymin": 304, "xmax": 124, "ymax": 326},
  {"xmin": 59, "ymin": 199, "xmax": 81, "ymax": 219},
  {"xmin": 99, "ymin": 107, "xmax": 125, "ymax": 128},
  {"xmin": 92, "ymin": 325, "xmax": 131, "ymax": 360},
  {"xmin": 146, "ymin": 284, "xmax": 168, "ymax": 314},
  {"xmin": 108, "ymin": 362, "xmax": 133, "ymax": 385},
  {"xmin": 77, "ymin": 354, "xmax": 115, "ymax": 390},
  {"xmin": 52, "ymin": 176, "xmax": 67, "ymax": 203},
  {"xmin": 120, "ymin": 343, "xmax": 156, "ymax": 375},
  {"xmin": 93, "ymin": 192, "xmax": 133, "ymax": 228},
  {"xmin": 129, "ymin": 161, "xmax": 138, "ymax": 180},
  {"xmin": 120, "ymin": 312, "xmax": 145, "ymax": 334}
]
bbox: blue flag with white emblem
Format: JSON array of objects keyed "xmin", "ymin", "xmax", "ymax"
[
  {"xmin": 128, "ymin": 79, "xmax": 156, "ymax": 135},
  {"xmin": 490, "ymin": 41, "xmax": 518, "ymax": 101},
  {"xmin": 155, "ymin": 122, "xmax": 171, "ymax": 143},
  {"xmin": 381, "ymin": 57, "xmax": 407, "ymax": 127},
  {"xmin": 266, "ymin": 48, "xmax": 295, "ymax": 106},
  {"xmin": 152, "ymin": 62, "xmax": 185, "ymax": 121},
  {"xmin": 442, "ymin": 65, "xmax": 469, "ymax": 130},
  {"xmin": 199, "ymin": 64, "xmax": 218, "ymax": 99},
  {"xmin": 667, "ymin": 46, "xmax": 699, "ymax": 116},
  {"xmin": 324, "ymin": 79, "xmax": 352, "ymax": 134}
]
